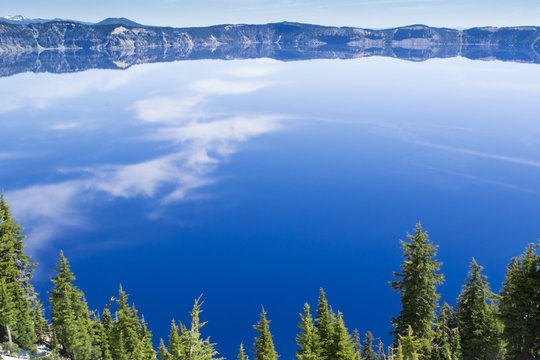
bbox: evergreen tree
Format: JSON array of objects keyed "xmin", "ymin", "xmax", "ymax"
[
  {"xmin": 390, "ymin": 223, "xmax": 444, "ymax": 354},
  {"xmin": 315, "ymin": 288, "xmax": 335, "ymax": 360},
  {"xmin": 329, "ymin": 311, "xmax": 355, "ymax": 360},
  {"xmin": 109, "ymin": 285, "xmax": 155, "ymax": 360},
  {"xmin": 159, "ymin": 338, "xmax": 171, "ymax": 360},
  {"xmin": 93, "ymin": 316, "xmax": 112, "ymax": 360},
  {"xmin": 499, "ymin": 243, "xmax": 540, "ymax": 359},
  {"xmin": 431, "ymin": 303, "xmax": 457, "ymax": 360},
  {"xmin": 431, "ymin": 302, "xmax": 460, "ymax": 360},
  {"xmin": 361, "ymin": 331, "xmax": 377, "ymax": 360},
  {"xmin": 238, "ymin": 342, "xmax": 249, "ymax": 360},
  {"xmin": 134, "ymin": 317, "xmax": 156, "ymax": 360},
  {"xmin": 30, "ymin": 297, "xmax": 49, "ymax": 343},
  {"xmin": 0, "ymin": 192, "xmax": 37, "ymax": 349},
  {"xmin": 297, "ymin": 303, "xmax": 317, "ymax": 360},
  {"xmin": 456, "ymin": 258, "xmax": 504, "ymax": 360},
  {"xmin": 95, "ymin": 308, "xmax": 113, "ymax": 360},
  {"xmin": 0, "ymin": 278, "xmax": 15, "ymax": 347},
  {"xmin": 253, "ymin": 308, "xmax": 279, "ymax": 360},
  {"xmin": 49, "ymin": 251, "xmax": 97, "ymax": 360},
  {"xmin": 0, "ymin": 192, "xmax": 36, "ymax": 294},
  {"xmin": 184, "ymin": 296, "xmax": 221, "ymax": 360},
  {"xmin": 392, "ymin": 343, "xmax": 404, "ymax": 360},
  {"xmin": 168, "ymin": 320, "xmax": 185, "ymax": 360},
  {"xmin": 166, "ymin": 297, "xmax": 221, "ymax": 360},
  {"xmin": 397, "ymin": 326, "xmax": 421, "ymax": 360},
  {"xmin": 351, "ymin": 329, "xmax": 361, "ymax": 360}
]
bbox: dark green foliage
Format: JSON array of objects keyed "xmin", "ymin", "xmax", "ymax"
[
  {"xmin": 396, "ymin": 326, "xmax": 421, "ymax": 360},
  {"xmin": 2, "ymin": 207, "xmax": 540, "ymax": 360},
  {"xmin": 361, "ymin": 331, "xmax": 377, "ymax": 360},
  {"xmin": 0, "ymin": 192, "xmax": 36, "ymax": 294},
  {"xmin": 184, "ymin": 296, "xmax": 221, "ymax": 360},
  {"xmin": 30, "ymin": 297, "xmax": 49, "ymax": 344},
  {"xmin": 329, "ymin": 311, "xmax": 355, "ymax": 360},
  {"xmin": 351, "ymin": 329, "xmax": 361, "ymax": 360},
  {"xmin": 315, "ymin": 288, "xmax": 335, "ymax": 360},
  {"xmin": 168, "ymin": 320, "xmax": 186, "ymax": 359},
  {"xmin": 49, "ymin": 251, "xmax": 97, "ymax": 360},
  {"xmin": 456, "ymin": 258, "xmax": 504, "ymax": 360},
  {"xmin": 133, "ymin": 317, "xmax": 156, "ymax": 360},
  {"xmin": 253, "ymin": 308, "xmax": 279, "ymax": 360},
  {"xmin": 297, "ymin": 303, "xmax": 317, "ymax": 360},
  {"xmin": 109, "ymin": 285, "xmax": 156, "ymax": 360},
  {"xmin": 159, "ymin": 338, "xmax": 172, "ymax": 360},
  {"xmin": 0, "ymin": 192, "xmax": 37, "ymax": 349},
  {"xmin": 164, "ymin": 297, "xmax": 221, "ymax": 360},
  {"xmin": 95, "ymin": 308, "xmax": 113, "ymax": 360},
  {"xmin": 499, "ymin": 243, "xmax": 540, "ymax": 359},
  {"xmin": 390, "ymin": 223, "xmax": 444, "ymax": 354},
  {"xmin": 431, "ymin": 303, "xmax": 460, "ymax": 360},
  {"xmin": 0, "ymin": 278, "xmax": 15, "ymax": 346},
  {"xmin": 393, "ymin": 343, "xmax": 404, "ymax": 360}
]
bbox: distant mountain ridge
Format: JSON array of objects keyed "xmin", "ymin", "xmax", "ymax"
[
  {"xmin": 0, "ymin": 19, "xmax": 539, "ymax": 77},
  {"xmin": 0, "ymin": 14, "xmax": 94, "ymax": 25},
  {"xmin": 0, "ymin": 15, "xmax": 142, "ymax": 26}
]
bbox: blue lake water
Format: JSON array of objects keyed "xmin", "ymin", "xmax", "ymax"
[{"xmin": 1, "ymin": 56, "xmax": 540, "ymax": 358}]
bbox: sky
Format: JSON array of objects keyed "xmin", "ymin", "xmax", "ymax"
[{"xmin": 2, "ymin": 0, "xmax": 540, "ymax": 28}]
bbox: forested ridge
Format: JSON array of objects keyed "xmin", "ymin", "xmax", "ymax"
[{"xmin": 0, "ymin": 191, "xmax": 539, "ymax": 360}]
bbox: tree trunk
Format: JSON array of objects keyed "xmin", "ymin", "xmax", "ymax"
[{"xmin": 6, "ymin": 324, "xmax": 12, "ymax": 348}]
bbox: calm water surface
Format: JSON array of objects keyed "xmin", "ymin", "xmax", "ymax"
[{"xmin": 1, "ymin": 56, "xmax": 540, "ymax": 358}]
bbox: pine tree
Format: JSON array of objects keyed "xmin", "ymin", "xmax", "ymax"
[
  {"xmin": 297, "ymin": 303, "xmax": 317, "ymax": 360},
  {"xmin": 315, "ymin": 288, "xmax": 335, "ymax": 360},
  {"xmin": 95, "ymin": 308, "xmax": 113, "ymax": 360},
  {"xmin": 109, "ymin": 285, "xmax": 155, "ymax": 360},
  {"xmin": 392, "ymin": 343, "xmax": 404, "ymax": 360},
  {"xmin": 499, "ymin": 242, "xmax": 540, "ymax": 359},
  {"xmin": 431, "ymin": 303, "xmax": 459, "ymax": 360},
  {"xmin": 30, "ymin": 297, "xmax": 49, "ymax": 343},
  {"xmin": 167, "ymin": 297, "xmax": 221, "ymax": 360},
  {"xmin": 0, "ymin": 192, "xmax": 36, "ymax": 294},
  {"xmin": 390, "ymin": 223, "xmax": 444, "ymax": 354},
  {"xmin": 93, "ymin": 317, "xmax": 112, "ymax": 360},
  {"xmin": 134, "ymin": 317, "xmax": 156, "ymax": 360},
  {"xmin": 0, "ymin": 192, "xmax": 37, "ymax": 349},
  {"xmin": 0, "ymin": 278, "xmax": 15, "ymax": 347},
  {"xmin": 456, "ymin": 258, "xmax": 504, "ymax": 360},
  {"xmin": 238, "ymin": 342, "xmax": 249, "ymax": 360},
  {"xmin": 184, "ymin": 296, "xmax": 221, "ymax": 360},
  {"xmin": 351, "ymin": 329, "xmax": 361, "ymax": 360},
  {"xmin": 253, "ymin": 308, "xmax": 279, "ymax": 360},
  {"xmin": 361, "ymin": 331, "xmax": 377, "ymax": 360},
  {"xmin": 49, "ymin": 251, "xmax": 97, "ymax": 360},
  {"xmin": 397, "ymin": 326, "xmax": 421, "ymax": 360},
  {"xmin": 159, "ymin": 338, "xmax": 171, "ymax": 360},
  {"xmin": 329, "ymin": 311, "xmax": 355, "ymax": 360},
  {"xmin": 168, "ymin": 320, "xmax": 185, "ymax": 360},
  {"xmin": 431, "ymin": 302, "xmax": 461, "ymax": 360}
]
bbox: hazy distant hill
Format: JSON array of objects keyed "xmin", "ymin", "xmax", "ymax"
[{"xmin": 95, "ymin": 17, "xmax": 145, "ymax": 27}]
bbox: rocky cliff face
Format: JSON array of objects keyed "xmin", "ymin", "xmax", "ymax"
[{"xmin": 0, "ymin": 21, "xmax": 539, "ymax": 76}]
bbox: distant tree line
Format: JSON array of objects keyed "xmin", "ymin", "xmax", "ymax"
[{"xmin": 0, "ymin": 192, "xmax": 539, "ymax": 359}]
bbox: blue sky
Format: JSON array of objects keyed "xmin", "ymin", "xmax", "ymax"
[{"xmin": 3, "ymin": 0, "xmax": 540, "ymax": 28}]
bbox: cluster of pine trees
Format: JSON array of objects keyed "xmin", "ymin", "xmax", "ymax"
[{"xmin": 0, "ymin": 192, "xmax": 539, "ymax": 360}]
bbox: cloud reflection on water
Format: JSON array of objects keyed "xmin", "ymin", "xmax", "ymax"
[{"xmin": 6, "ymin": 64, "xmax": 286, "ymax": 248}]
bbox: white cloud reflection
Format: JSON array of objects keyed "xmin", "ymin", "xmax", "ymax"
[{"xmin": 7, "ymin": 64, "xmax": 286, "ymax": 247}]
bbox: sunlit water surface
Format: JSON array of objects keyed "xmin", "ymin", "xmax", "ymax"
[{"xmin": 1, "ymin": 57, "xmax": 540, "ymax": 358}]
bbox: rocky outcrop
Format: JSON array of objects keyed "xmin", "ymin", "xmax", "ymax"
[{"xmin": 0, "ymin": 21, "xmax": 539, "ymax": 77}]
